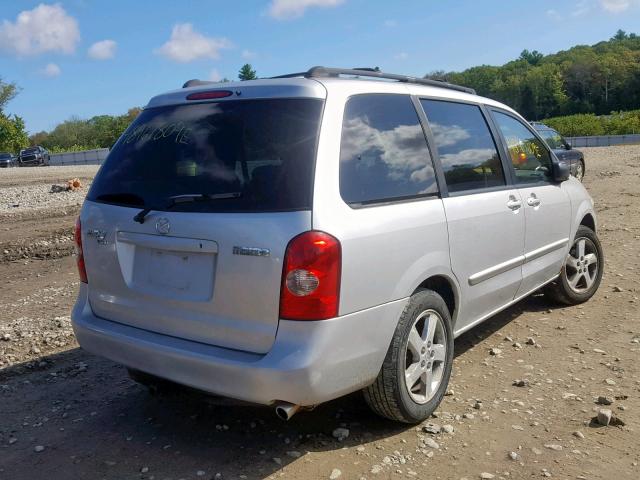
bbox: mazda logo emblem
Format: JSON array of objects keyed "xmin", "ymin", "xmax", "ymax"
[{"xmin": 155, "ymin": 217, "xmax": 170, "ymax": 235}]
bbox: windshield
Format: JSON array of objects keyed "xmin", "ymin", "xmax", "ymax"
[
  {"xmin": 88, "ymin": 98, "xmax": 324, "ymax": 212},
  {"xmin": 538, "ymin": 130, "xmax": 565, "ymax": 150}
]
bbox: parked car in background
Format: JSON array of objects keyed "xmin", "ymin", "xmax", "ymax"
[
  {"xmin": 531, "ymin": 122, "xmax": 585, "ymax": 181},
  {"xmin": 0, "ymin": 152, "xmax": 17, "ymax": 168},
  {"xmin": 18, "ymin": 146, "xmax": 50, "ymax": 166},
  {"xmin": 72, "ymin": 67, "xmax": 603, "ymax": 424}
]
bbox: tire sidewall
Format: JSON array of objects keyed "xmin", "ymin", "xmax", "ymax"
[{"xmin": 392, "ymin": 290, "xmax": 454, "ymax": 422}]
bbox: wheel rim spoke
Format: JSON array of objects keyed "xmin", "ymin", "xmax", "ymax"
[
  {"xmin": 566, "ymin": 255, "xmax": 579, "ymax": 269},
  {"xmin": 583, "ymin": 267, "xmax": 595, "ymax": 288},
  {"xmin": 584, "ymin": 253, "xmax": 597, "ymax": 266},
  {"xmin": 431, "ymin": 344, "xmax": 446, "ymax": 362},
  {"xmin": 425, "ymin": 372, "xmax": 436, "ymax": 398},
  {"xmin": 407, "ymin": 327, "xmax": 423, "ymax": 357},
  {"xmin": 568, "ymin": 272, "xmax": 582, "ymax": 289},
  {"xmin": 405, "ymin": 362, "xmax": 422, "ymax": 388},
  {"xmin": 576, "ymin": 239, "xmax": 586, "ymax": 258},
  {"xmin": 422, "ymin": 314, "xmax": 436, "ymax": 343}
]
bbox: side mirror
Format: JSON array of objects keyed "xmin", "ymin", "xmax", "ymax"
[
  {"xmin": 563, "ymin": 142, "xmax": 572, "ymax": 150},
  {"xmin": 553, "ymin": 159, "xmax": 570, "ymax": 182}
]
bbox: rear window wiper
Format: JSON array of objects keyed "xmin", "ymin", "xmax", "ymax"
[{"xmin": 133, "ymin": 192, "xmax": 242, "ymax": 224}]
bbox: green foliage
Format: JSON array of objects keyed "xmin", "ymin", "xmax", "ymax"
[
  {"xmin": 425, "ymin": 30, "xmax": 640, "ymax": 120},
  {"xmin": 0, "ymin": 77, "xmax": 19, "ymax": 112},
  {"xmin": 519, "ymin": 49, "xmax": 544, "ymax": 66},
  {"xmin": 544, "ymin": 110, "xmax": 640, "ymax": 136},
  {"xmin": 238, "ymin": 63, "xmax": 257, "ymax": 81},
  {"xmin": 0, "ymin": 77, "xmax": 28, "ymax": 152},
  {"xmin": 0, "ymin": 114, "xmax": 29, "ymax": 152},
  {"xmin": 31, "ymin": 107, "xmax": 142, "ymax": 152}
]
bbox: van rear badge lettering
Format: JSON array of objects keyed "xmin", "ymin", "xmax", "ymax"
[
  {"xmin": 233, "ymin": 246, "xmax": 270, "ymax": 257},
  {"xmin": 155, "ymin": 217, "xmax": 171, "ymax": 235}
]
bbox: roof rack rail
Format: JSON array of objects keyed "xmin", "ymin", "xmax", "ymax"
[{"xmin": 271, "ymin": 66, "xmax": 476, "ymax": 95}]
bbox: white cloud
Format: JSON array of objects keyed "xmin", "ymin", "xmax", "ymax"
[
  {"xmin": 429, "ymin": 122, "xmax": 471, "ymax": 149},
  {"xmin": 155, "ymin": 23, "xmax": 232, "ymax": 63},
  {"xmin": 268, "ymin": 0, "xmax": 345, "ymax": 20},
  {"xmin": 41, "ymin": 62, "xmax": 61, "ymax": 77},
  {"xmin": 384, "ymin": 19, "xmax": 398, "ymax": 27},
  {"xmin": 340, "ymin": 116, "xmax": 436, "ymax": 191},
  {"xmin": 88, "ymin": 39, "xmax": 116, "ymax": 60},
  {"xmin": 572, "ymin": 0, "xmax": 592, "ymax": 16},
  {"xmin": 395, "ymin": 52, "xmax": 408, "ymax": 60},
  {"xmin": 546, "ymin": 9, "xmax": 562, "ymax": 20},
  {"xmin": 208, "ymin": 69, "xmax": 222, "ymax": 81},
  {"xmin": 599, "ymin": 0, "xmax": 638, "ymax": 12},
  {"xmin": 241, "ymin": 49, "xmax": 256, "ymax": 59},
  {"xmin": 0, "ymin": 3, "xmax": 80, "ymax": 56},
  {"xmin": 438, "ymin": 148, "xmax": 497, "ymax": 170}
]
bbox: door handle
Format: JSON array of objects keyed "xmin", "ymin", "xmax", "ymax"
[
  {"xmin": 507, "ymin": 196, "xmax": 522, "ymax": 211},
  {"xmin": 527, "ymin": 194, "xmax": 541, "ymax": 207}
]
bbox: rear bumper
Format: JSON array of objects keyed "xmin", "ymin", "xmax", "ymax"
[{"xmin": 72, "ymin": 284, "xmax": 407, "ymax": 406}]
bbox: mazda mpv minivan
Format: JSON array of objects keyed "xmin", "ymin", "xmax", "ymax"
[{"xmin": 72, "ymin": 67, "xmax": 603, "ymax": 423}]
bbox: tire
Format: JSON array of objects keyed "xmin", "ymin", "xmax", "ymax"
[
  {"xmin": 364, "ymin": 289, "xmax": 454, "ymax": 423},
  {"xmin": 544, "ymin": 225, "xmax": 603, "ymax": 305}
]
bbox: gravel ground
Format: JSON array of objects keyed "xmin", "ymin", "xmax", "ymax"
[
  {"xmin": 0, "ymin": 147, "xmax": 639, "ymax": 480},
  {"xmin": 0, "ymin": 183, "xmax": 89, "ymax": 214},
  {"xmin": 0, "ymin": 165, "xmax": 99, "ymax": 188}
]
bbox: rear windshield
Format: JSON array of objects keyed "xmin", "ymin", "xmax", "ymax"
[{"xmin": 88, "ymin": 98, "xmax": 324, "ymax": 212}]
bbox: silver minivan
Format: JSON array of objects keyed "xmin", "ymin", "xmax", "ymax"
[{"xmin": 72, "ymin": 67, "xmax": 603, "ymax": 423}]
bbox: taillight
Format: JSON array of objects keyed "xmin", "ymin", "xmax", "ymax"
[
  {"xmin": 74, "ymin": 218, "xmax": 88, "ymax": 283},
  {"xmin": 280, "ymin": 231, "xmax": 341, "ymax": 320}
]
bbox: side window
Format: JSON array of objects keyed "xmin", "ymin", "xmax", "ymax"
[
  {"xmin": 420, "ymin": 100, "xmax": 505, "ymax": 193},
  {"xmin": 493, "ymin": 112, "xmax": 553, "ymax": 184},
  {"xmin": 539, "ymin": 129, "xmax": 565, "ymax": 150},
  {"xmin": 339, "ymin": 94, "xmax": 438, "ymax": 205}
]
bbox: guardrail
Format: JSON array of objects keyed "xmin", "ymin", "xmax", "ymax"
[
  {"xmin": 566, "ymin": 134, "xmax": 640, "ymax": 147},
  {"xmin": 49, "ymin": 148, "xmax": 109, "ymax": 166}
]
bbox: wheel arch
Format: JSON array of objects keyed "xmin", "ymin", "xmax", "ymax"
[
  {"xmin": 412, "ymin": 274, "xmax": 459, "ymax": 327},
  {"xmin": 580, "ymin": 212, "xmax": 596, "ymax": 233}
]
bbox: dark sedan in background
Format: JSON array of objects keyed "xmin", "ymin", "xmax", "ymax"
[
  {"xmin": 531, "ymin": 122, "xmax": 585, "ymax": 181},
  {"xmin": 0, "ymin": 152, "xmax": 17, "ymax": 168},
  {"xmin": 18, "ymin": 146, "xmax": 50, "ymax": 166}
]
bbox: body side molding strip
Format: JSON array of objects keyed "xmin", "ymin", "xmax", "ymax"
[{"xmin": 468, "ymin": 238, "xmax": 569, "ymax": 286}]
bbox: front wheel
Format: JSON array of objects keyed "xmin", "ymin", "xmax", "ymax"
[
  {"xmin": 544, "ymin": 225, "xmax": 603, "ymax": 305},
  {"xmin": 364, "ymin": 289, "xmax": 454, "ymax": 423}
]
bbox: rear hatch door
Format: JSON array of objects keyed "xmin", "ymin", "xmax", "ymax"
[{"xmin": 81, "ymin": 95, "xmax": 324, "ymax": 354}]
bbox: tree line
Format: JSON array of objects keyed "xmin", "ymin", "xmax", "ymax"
[
  {"xmin": 426, "ymin": 30, "xmax": 640, "ymax": 121},
  {"xmin": 4, "ymin": 29, "xmax": 640, "ymax": 155}
]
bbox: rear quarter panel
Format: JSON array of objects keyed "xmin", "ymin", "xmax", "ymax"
[{"xmin": 311, "ymin": 82, "xmax": 456, "ymax": 319}]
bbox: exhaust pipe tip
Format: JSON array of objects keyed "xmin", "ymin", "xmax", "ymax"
[{"xmin": 275, "ymin": 402, "xmax": 300, "ymax": 421}]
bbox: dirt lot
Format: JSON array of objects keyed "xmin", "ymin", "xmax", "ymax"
[{"xmin": 1, "ymin": 150, "xmax": 639, "ymax": 480}]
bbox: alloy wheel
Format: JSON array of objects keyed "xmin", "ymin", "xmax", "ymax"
[
  {"xmin": 404, "ymin": 309, "xmax": 447, "ymax": 404},
  {"xmin": 564, "ymin": 236, "xmax": 599, "ymax": 293}
]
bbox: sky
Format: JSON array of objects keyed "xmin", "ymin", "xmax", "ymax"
[{"xmin": 1, "ymin": 0, "xmax": 640, "ymax": 134}]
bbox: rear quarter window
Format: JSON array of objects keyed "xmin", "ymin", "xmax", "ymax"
[{"xmin": 339, "ymin": 94, "xmax": 438, "ymax": 206}]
